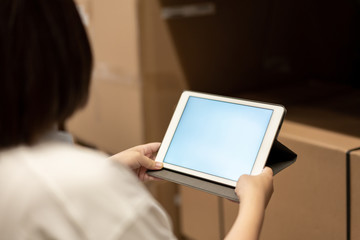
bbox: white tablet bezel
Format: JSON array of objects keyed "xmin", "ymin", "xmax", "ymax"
[{"xmin": 155, "ymin": 91, "xmax": 286, "ymax": 187}]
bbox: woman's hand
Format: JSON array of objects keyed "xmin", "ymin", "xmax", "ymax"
[
  {"xmin": 109, "ymin": 142, "xmax": 163, "ymax": 182},
  {"xmin": 225, "ymin": 167, "xmax": 274, "ymax": 240},
  {"xmin": 235, "ymin": 167, "xmax": 274, "ymax": 208}
]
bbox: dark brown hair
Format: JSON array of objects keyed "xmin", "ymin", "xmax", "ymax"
[{"xmin": 0, "ymin": 0, "xmax": 93, "ymax": 149}]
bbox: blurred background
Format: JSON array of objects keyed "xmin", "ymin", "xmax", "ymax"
[{"xmin": 68, "ymin": 1, "xmax": 360, "ymax": 239}]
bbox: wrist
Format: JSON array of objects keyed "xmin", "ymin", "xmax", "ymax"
[{"xmin": 239, "ymin": 194, "xmax": 267, "ymax": 210}]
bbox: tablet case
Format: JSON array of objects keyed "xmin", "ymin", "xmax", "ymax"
[{"xmin": 148, "ymin": 139, "xmax": 297, "ymax": 202}]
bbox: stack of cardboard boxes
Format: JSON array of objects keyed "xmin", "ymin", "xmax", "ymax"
[
  {"xmin": 69, "ymin": 0, "xmax": 360, "ymax": 239},
  {"xmin": 352, "ymin": 150, "xmax": 360, "ymax": 239},
  {"xmin": 69, "ymin": 0, "xmax": 145, "ymax": 153}
]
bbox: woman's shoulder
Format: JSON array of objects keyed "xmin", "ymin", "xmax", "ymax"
[
  {"xmin": 0, "ymin": 140, "xmax": 148, "ymax": 199},
  {"xmin": 0, "ymin": 141, "xmax": 171, "ymax": 239},
  {"xmin": 20, "ymin": 140, "xmax": 148, "ymax": 196}
]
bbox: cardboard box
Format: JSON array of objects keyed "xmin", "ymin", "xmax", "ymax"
[
  {"xmin": 69, "ymin": 0, "xmax": 188, "ymax": 150},
  {"xmin": 69, "ymin": 0, "xmax": 144, "ymax": 154},
  {"xmin": 139, "ymin": 0, "xmax": 189, "ymax": 142},
  {"xmin": 351, "ymin": 149, "xmax": 360, "ymax": 240},
  {"xmin": 67, "ymin": 78, "xmax": 144, "ymax": 154},
  {"xmin": 180, "ymin": 186, "xmax": 222, "ymax": 240}
]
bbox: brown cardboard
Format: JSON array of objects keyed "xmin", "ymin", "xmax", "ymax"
[
  {"xmin": 67, "ymin": 78, "xmax": 144, "ymax": 154},
  {"xmin": 69, "ymin": 0, "xmax": 188, "ymax": 151},
  {"xmin": 91, "ymin": 0, "xmax": 140, "ymax": 78},
  {"xmin": 179, "ymin": 186, "xmax": 222, "ymax": 240},
  {"xmin": 224, "ymin": 121, "xmax": 360, "ymax": 240},
  {"xmin": 142, "ymin": 78, "xmax": 185, "ymax": 142},
  {"xmin": 351, "ymin": 150, "xmax": 360, "ymax": 240},
  {"xmin": 74, "ymin": 0, "xmax": 140, "ymax": 81},
  {"xmin": 138, "ymin": 0, "xmax": 188, "ymax": 142},
  {"xmin": 69, "ymin": 0, "xmax": 144, "ymax": 154}
]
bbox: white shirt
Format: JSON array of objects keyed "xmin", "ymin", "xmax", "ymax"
[{"xmin": 0, "ymin": 132, "xmax": 176, "ymax": 240}]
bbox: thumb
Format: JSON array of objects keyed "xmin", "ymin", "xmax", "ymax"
[
  {"xmin": 262, "ymin": 167, "xmax": 274, "ymax": 176},
  {"xmin": 138, "ymin": 155, "xmax": 163, "ymax": 170}
]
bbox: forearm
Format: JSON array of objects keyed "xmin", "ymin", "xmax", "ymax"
[{"xmin": 225, "ymin": 199, "xmax": 266, "ymax": 240}]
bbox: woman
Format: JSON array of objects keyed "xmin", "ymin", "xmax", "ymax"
[{"xmin": 0, "ymin": 0, "xmax": 273, "ymax": 239}]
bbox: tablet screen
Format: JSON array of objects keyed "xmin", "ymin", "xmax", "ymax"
[{"xmin": 163, "ymin": 96, "xmax": 273, "ymax": 182}]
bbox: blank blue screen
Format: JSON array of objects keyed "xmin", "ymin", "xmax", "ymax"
[{"xmin": 164, "ymin": 97, "xmax": 273, "ymax": 181}]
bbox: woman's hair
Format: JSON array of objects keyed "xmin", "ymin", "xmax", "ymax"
[{"xmin": 0, "ymin": 0, "xmax": 93, "ymax": 149}]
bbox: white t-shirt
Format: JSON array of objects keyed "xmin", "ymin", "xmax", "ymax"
[{"xmin": 0, "ymin": 132, "xmax": 176, "ymax": 240}]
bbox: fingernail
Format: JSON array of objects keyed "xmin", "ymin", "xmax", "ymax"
[{"xmin": 155, "ymin": 162, "xmax": 163, "ymax": 169}]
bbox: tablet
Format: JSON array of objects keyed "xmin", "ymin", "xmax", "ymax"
[{"xmin": 155, "ymin": 91, "xmax": 286, "ymax": 187}]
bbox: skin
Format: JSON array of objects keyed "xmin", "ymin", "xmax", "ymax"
[
  {"xmin": 110, "ymin": 142, "xmax": 274, "ymax": 240},
  {"xmin": 226, "ymin": 167, "xmax": 274, "ymax": 240},
  {"xmin": 109, "ymin": 142, "xmax": 163, "ymax": 181}
]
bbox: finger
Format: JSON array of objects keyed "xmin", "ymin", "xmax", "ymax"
[
  {"xmin": 262, "ymin": 167, "xmax": 274, "ymax": 176},
  {"xmin": 140, "ymin": 142, "xmax": 161, "ymax": 158},
  {"xmin": 151, "ymin": 176, "xmax": 164, "ymax": 181},
  {"xmin": 143, "ymin": 174, "xmax": 163, "ymax": 182},
  {"xmin": 138, "ymin": 167, "xmax": 148, "ymax": 181},
  {"xmin": 138, "ymin": 168, "xmax": 163, "ymax": 182},
  {"xmin": 144, "ymin": 175, "xmax": 155, "ymax": 181},
  {"xmin": 137, "ymin": 155, "xmax": 163, "ymax": 170},
  {"xmin": 237, "ymin": 173, "xmax": 250, "ymax": 181}
]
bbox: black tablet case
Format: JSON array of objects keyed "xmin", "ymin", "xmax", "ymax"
[{"xmin": 148, "ymin": 140, "xmax": 297, "ymax": 202}]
